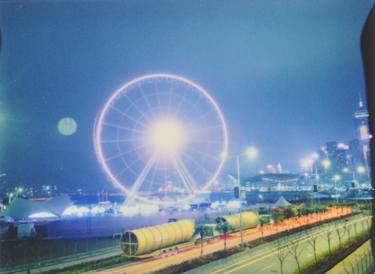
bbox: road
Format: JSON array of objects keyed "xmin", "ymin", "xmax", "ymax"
[
  {"xmin": 186, "ymin": 214, "xmax": 371, "ymax": 274},
  {"xmin": 96, "ymin": 207, "xmax": 353, "ymax": 274}
]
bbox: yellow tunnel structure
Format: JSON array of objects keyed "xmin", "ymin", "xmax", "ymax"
[
  {"xmin": 216, "ymin": 211, "xmax": 258, "ymax": 231},
  {"xmin": 120, "ymin": 219, "xmax": 195, "ymax": 256}
]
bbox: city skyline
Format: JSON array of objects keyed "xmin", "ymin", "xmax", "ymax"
[{"xmin": 0, "ymin": 0, "xmax": 373, "ymax": 191}]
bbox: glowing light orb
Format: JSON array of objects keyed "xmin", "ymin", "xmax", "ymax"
[
  {"xmin": 28, "ymin": 212, "xmax": 57, "ymax": 219},
  {"xmin": 94, "ymin": 73, "xmax": 228, "ymax": 205},
  {"xmin": 58, "ymin": 117, "xmax": 77, "ymax": 136},
  {"xmin": 356, "ymin": 166, "xmax": 366, "ymax": 174},
  {"xmin": 148, "ymin": 118, "xmax": 186, "ymax": 155},
  {"xmin": 245, "ymin": 146, "xmax": 258, "ymax": 160},
  {"xmin": 321, "ymin": 159, "xmax": 331, "ymax": 169}
]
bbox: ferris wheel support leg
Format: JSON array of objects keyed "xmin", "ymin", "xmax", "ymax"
[
  {"xmin": 176, "ymin": 156, "xmax": 198, "ymax": 191},
  {"xmin": 173, "ymin": 157, "xmax": 195, "ymax": 195},
  {"xmin": 130, "ymin": 154, "xmax": 157, "ymax": 196}
]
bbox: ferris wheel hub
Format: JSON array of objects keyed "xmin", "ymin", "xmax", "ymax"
[{"xmin": 148, "ymin": 117, "xmax": 186, "ymax": 156}]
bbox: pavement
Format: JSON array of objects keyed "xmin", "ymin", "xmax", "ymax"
[{"xmin": 96, "ymin": 207, "xmax": 355, "ymax": 274}]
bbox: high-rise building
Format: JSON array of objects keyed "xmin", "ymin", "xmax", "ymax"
[
  {"xmin": 353, "ymin": 98, "xmax": 371, "ymax": 173},
  {"xmin": 319, "ymin": 141, "xmax": 350, "ymax": 175},
  {"xmin": 354, "ymin": 99, "xmax": 370, "ymax": 141},
  {"xmin": 349, "ymin": 139, "xmax": 365, "ymax": 168}
]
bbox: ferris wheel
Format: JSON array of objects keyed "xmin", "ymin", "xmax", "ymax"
[{"xmin": 94, "ymin": 74, "xmax": 228, "ymax": 205}]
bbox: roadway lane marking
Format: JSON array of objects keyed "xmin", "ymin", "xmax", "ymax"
[{"xmin": 259, "ymin": 262, "xmax": 277, "ymax": 272}]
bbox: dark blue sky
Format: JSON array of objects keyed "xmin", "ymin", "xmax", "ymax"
[{"xmin": 0, "ymin": 0, "xmax": 373, "ymax": 191}]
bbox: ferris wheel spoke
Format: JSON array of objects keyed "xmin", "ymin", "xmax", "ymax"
[
  {"xmin": 166, "ymin": 80, "xmax": 176, "ymax": 115},
  {"xmin": 115, "ymin": 156, "xmax": 142, "ymax": 178},
  {"xmin": 177, "ymin": 93, "xmax": 206, "ymax": 120},
  {"xmin": 175, "ymin": 156, "xmax": 198, "ymax": 190},
  {"xmin": 130, "ymin": 154, "xmax": 158, "ymax": 195},
  {"xmin": 119, "ymin": 94, "xmax": 153, "ymax": 127},
  {"xmin": 122, "ymin": 93, "xmax": 151, "ymax": 122},
  {"xmin": 147, "ymin": 157, "xmax": 160, "ymax": 193},
  {"xmin": 105, "ymin": 143, "xmax": 148, "ymax": 162},
  {"xmin": 153, "ymin": 81, "xmax": 163, "ymax": 115},
  {"xmin": 110, "ymin": 106, "xmax": 148, "ymax": 128},
  {"xmin": 189, "ymin": 108, "xmax": 216, "ymax": 125},
  {"xmin": 138, "ymin": 83, "xmax": 156, "ymax": 117},
  {"xmin": 172, "ymin": 157, "xmax": 195, "ymax": 195},
  {"xmin": 101, "ymin": 138, "xmax": 141, "ymax": 144},
  {"xmin": 115, "ymin": 157, "xmax": 141, "ymax": 178},
  {"xmin": 180, "ymin": 150, "xmax": 212, "ymax": 179},
  {"xmin": 103, "ymin": 122, "xmax": 145, "ymax": 134},
  {"xmin": 172, "ymin": 90, "xmax": 187, "ymax": 117}
]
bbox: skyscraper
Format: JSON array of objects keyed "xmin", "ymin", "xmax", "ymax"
[
  {"xmin": 354, "ymin": 98, "xmax": 370, "ymax": 141},
  {"xmin": 353, "ymin": 97, "xmax": 371, "ymax": 176}
]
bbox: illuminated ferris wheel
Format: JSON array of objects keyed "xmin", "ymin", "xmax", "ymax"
[{"xmin": 94, "ymin": 74, "xmax": 228, "ymax": 205}]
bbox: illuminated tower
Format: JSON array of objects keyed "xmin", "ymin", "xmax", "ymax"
[
  {"xmin": 354, "ymin": 99, "xmax": 370, "ymax": 141},
  {"xmin": 353, "ymin": 97, "xmax": 370, "ymax": 175}
]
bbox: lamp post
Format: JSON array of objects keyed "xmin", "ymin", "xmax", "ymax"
[
  {"xmin": 311, "ymin": 154, "xmax": 320, "ymax": 205},
  {"xmin": 236, "ymin": 155, "xmax": 243, "ymax": 247},
  {"xmin": 223, "ymin": 146, "xmax": 258, "ymax": 247},
  {"xmin": 231, "ymin": 146, "xmax": 258, "ymax": 247},
  {"xmin": 332, "ymin": 174, "xmax": 341, "ymax": 203},
  {"xmin": 322, "ymin": 158, "xmax": 331, "ymax": 172}
]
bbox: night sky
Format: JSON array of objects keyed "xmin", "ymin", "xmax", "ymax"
[{"xmin": 0, "ymin": 0, "xmax": 373, "ymax": 192}]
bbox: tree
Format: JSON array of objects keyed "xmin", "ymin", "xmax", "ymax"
[
  {"xmin": 306, "ymin": 231, "xmax": 319, "ymax": 266},
  {"xmin": 366, "ymin": 250, "xmax": 372, "ymax": 269},
  {"xmin": 326, "ymin": 225, "xmax": 335, "ymax": 256},
  {"xmin": 343, "ymin": 223, "xmax": 351, "ymax": 243},
  {"xmin": 288, "ymin": 239, "xmax": 303, "ymax": 274},
  {"xmin": 259, "ymin": 223, "xmax": 265, "ymax": 242},
  {"xmin": 365, "ymin": 216, "xmax": 371, "ymax": 233},
  {"xmin": 216, "ymin": 222, "xmax": 231, "ymax": 250},
  {"xmin": 361, "ymin": 218, "xmax": 367, "ymax": 233},
  {"xmin": 285, "ymin": 207, "xmax": 296, "ymax": 218},
  {"xmin": 196, "ymin": 224, "xmax": 211, "ymax": 256},
  {"xmin": 274, "ymin": 238, "xmax": 289, "ymax": 274},
  {"xmin": 335, "ymin": 223, "xmax": 346, "ymax": 249},
  {"xmin": 353, "ymin": 221, "xmax": 358, "ymax": 236},
  {"xmin": 272, "ymin": 211, "xmax": 285, "ymax": 224}
]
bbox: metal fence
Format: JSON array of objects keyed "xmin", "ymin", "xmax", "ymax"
[{"xmin": 0, "ymin": 237, "xmax": 119, "ymax": 268}]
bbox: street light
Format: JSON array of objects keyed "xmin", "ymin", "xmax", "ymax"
[
  {"xmin": 332, "ymin": 174, "xmax": 341, "ymax": 182},
  {"xmin": 16, "ymin": 187, "xmax": 24, "ymax": 194},
  {"xmin": 226, "ymin": 146, "xmax": 259, "ymax": 247},
  {"xmin": 322, "ymin": 159, "xmax": 331, "ymax": 170},
  {"xmin": 356, "ymin": 166, "xmax": 366, "ymax": 174},
  {"xmin": 332, "ymin": 174, "xmax": 341, "ymax": 203},
  {"xmin": 300, "ymin": 158, "xmax": 313, "ymax": 171},
  {"xmin": 245, "ymin": 146, "xmax": 258, "ymax": 160}
]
